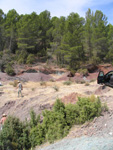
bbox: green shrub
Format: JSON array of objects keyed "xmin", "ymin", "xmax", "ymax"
[
  {"xmin": 40, "ymin": 81, "xmax": 46, "ymax": 86},
  {"xmin": 65, "ymin": 104, "xmax": 79, "ymax": 126},
  {"xmin": 0, "ymin": 51, "xmax": 3, "ymax": 57},
  {"xmin": 26, "ymin": 110, "xmax": 41, "ymax": 148},
  {"xmin": 29, "ymin": 109, "xmax": 40, "ymax": 128},
  {"xmin": 76, "ymin": 96, "xmax": 102, "ymax": 123},
  {"xmin": 32, "ymin": 88, "xmax": 35, "ymax": 91},
  {"xmin": 41, "ymin": 100, "xmax": 69, "ymax": 143},
  {"xmin": 29, "ymin": 124, "xmax": 45, "ymax": 147},
  {"xmin": 5, "ymin": 64, "xmax": 15, "ymax": 76},
  {"xmin": 49, "ymin": 79, "xmax": 55, "ymax": 82},
  {"xmin": 16, "ymin": 50, "xmax": 28, "ymax": 64},
  {"xmin": 0, "ymin": 116, "xmax": 30, "ymax": 150},
  {"xmin": 18, "ymin": 57, "xmax": 25, "ymax": 64},
  {"xmin": 53, "ymin": 99, "xmax": 65, "ymax": 114},
  {"xmin": 26, "ymin": 54, "xmax": 35, "ymax": 64},
  {"xmin": 102, "ymin": 102, "xmax": 109, "ymax": 112},
  {"xmin": 41, "ymin": 97, "xmax": 103, "ymax": 143},
  {"xmin": 65, "ymin": 95, "xmax": 102, "ymax": 125},
  {"xmin": 77, "ymin": 68, "xmax": 88, "ymax": 76},
  {"xmin": 45, "ymin": 118, "xmax": 69, "ymax": 143},
  {"xmin": 42, "ymin": 110, "xmax": 69, "ymax": 143},
  {"xmin": 53, "ymin": 85, "xmax": 59, "ymax": 91},
  {"xmin": 63, "ymin": 81, "xmax": 72, "ymax": 85}
]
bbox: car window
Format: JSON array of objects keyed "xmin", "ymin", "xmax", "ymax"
[
  {"xmin": 99, "ymin": 71, "xmax": 104, "ymax": 77},
  {"xmin": 106, "ymin": 71, "xmax": 113, "ymax": 78}
]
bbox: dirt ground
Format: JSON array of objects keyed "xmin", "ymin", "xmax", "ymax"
[{"xmin": 1, "ymin": 71, "xmax": 113, "ymax": 139}]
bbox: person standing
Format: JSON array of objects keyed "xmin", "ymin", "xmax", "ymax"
[
  {"xmin": 17, "ymin": 81, "xmax": 23, "ymax": 97},
  {"xmin": 0, "ymin": 114, "xmax": 7, "ymax": 130}
]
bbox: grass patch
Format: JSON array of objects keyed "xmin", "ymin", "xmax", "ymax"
[
  {"xmin": 63, "ymin": 81, "xmax": 72, "ymax": 85},
  {"xmin": 53, "ymin": 85, "xmax": 59, "ymax": 91},
  {"xmin": 9, "ymin": 80, "xmax": 18, "ymax": 87},
  {"xmin": 40, "ymin": 81, "xmax": 46, "ymax": 86}
]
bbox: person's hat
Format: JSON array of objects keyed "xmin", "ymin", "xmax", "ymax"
[
  {"xmin": 2, "ymin": 114, "xmax": 6, "ymax": 117},
  {"xmin": 18, "ymin": 81, "xmax": 20, "ymax": 83}
]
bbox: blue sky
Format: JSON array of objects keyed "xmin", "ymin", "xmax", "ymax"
[{"xmin": 0, "ymin": 0, "xmax": 113, "ymax": 24}]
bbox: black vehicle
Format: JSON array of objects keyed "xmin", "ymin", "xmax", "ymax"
[{"xmin": 97, "ymin": 71, "xmax": 113, "ymax": 87}]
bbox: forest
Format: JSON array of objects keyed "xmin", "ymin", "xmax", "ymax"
[{"xmin": 0, "ymin": 8, "xmax": 113, "ymax": 74}]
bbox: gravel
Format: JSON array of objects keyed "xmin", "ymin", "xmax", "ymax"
[{"xmin": 38, "ymin": 136, "xmax": 113, "ymax": 150}]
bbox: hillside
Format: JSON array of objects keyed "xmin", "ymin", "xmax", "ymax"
[
  {"xmin": 0, "ymin": 71, "xmax": 99, "ymax": 120},
  {"xmin": 0, "ymin": 64, "xmax": 113, "ymax": 149}
]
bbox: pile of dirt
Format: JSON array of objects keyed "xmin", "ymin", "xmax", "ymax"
[{"xmin": 61, "ymin": 92, "xmax": 81, "ymax": 104}]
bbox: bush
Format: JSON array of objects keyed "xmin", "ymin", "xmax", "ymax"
[
  {"xmin": 0, "ymin": 51, "xmax": 3, "ymax": 58},
  {"xmin": 53, "ymin": 99, "xmax": 65, "ymax": 114},
  {"xmin": 45, "ymin": 118, "xmax": 69, "ymax": 143},
  {"xmin": 26, "ymin": 54, "xmax": 35, "ymax": 64},
  {"xmin": 65, "ymin": 95, "xmax": 102, "ymax": 125},
  {"xmin": 9, "ymin": 80, "xmax": 18, "ymax": 87},
  {"xmin": 16, "ymin": 50, "xmax": 28, "ymax": 64},
  {"xmin": 18, "ymin": 57, "xmax": 25, "ymax": 64},
  {"xmin": 53, "ymin": 85, "xmax": 59, "ymax": 91},
  {"xmin": 101, "ymin": 102, "xmax": 109, "ymax": 112},
  {"xmin": 29, "ymin": 109, "xmax": 40, "ymax": 128},
  {"xmin": 40, "ymin": 100, "xmax": 69, "ymax": 142},
  {"xmin": 40, "ymin": 97, "xmax": 103, "ymax": 143},
  {"xmin": 0, "ymin": 116, "xmax": 30, "ymax": 150},
  {"xmin": 42, "ymin": 110, "xmax": 69, "ymax": 143},
  {"xmin": 65, "ymin": 104, "xmax": 79, "ymax": 126},
  {"xmin": 40, "ymin": 81, "xmax": 46, "ymax": 86},
  {"xmin": 0, "ymin": 60, "xmax": 5, "ymax": 72},
  {"xmin": 5, "ymin": 64, "xmax": 15, "ymax": 76},
  {"xmin": 76, "ymin": 96, "xmax": 102, "ymax": 123},
  {"xmin": 77, "ymin": 68, "xmax": 88, "ymax": 76},
  {"xmin": 63, "ymin": 81, "xmax": 72, "ymax": 85},
  {"xmin": 29, "ymin": 124, "xmax": 45, "ymax": 147}
]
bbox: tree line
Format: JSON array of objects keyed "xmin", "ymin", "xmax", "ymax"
[{"xmin": 0, "ymin": 8, "xmax": 113, "ymax": 73}]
